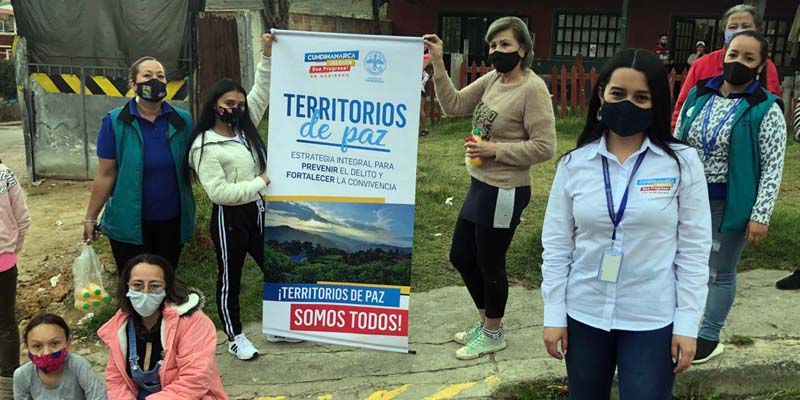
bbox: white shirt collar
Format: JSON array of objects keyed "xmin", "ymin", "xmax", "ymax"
[{"xmin": 587, "ymin": 134, "xmax": 666, "ymax": 162}]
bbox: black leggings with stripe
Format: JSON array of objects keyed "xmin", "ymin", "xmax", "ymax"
[{"xmin": 211, "ymin": 200, "xmax": 265, "ymax": 338}]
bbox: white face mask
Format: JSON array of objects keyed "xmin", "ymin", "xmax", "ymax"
[{"xmin": 127, "ymin": 290, "xmax": 166, "ymax": 317}]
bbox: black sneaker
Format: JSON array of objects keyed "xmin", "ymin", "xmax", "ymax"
[
  {"xmin": 693, "ymin": 337, "xmax": 724, "ymax": 364},
  {"xmin": 776, "ymin": 270, "xmax": 800, "ymax": 290}
]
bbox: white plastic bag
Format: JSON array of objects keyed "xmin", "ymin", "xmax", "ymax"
[{"xmin": 72, "ymin": 244, "xmax": 110, "ymax": 312}]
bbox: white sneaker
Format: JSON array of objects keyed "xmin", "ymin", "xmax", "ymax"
[
  {"xmin": 266, "ymin": 334, "xmax": 304, "ymax": 343},
  {"xmin": 228, "ymin": 334, "xmax": 259, "ymax": 360}
]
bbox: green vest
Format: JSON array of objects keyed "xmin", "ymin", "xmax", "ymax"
[
  {"xmin": 677, "ymin": 81, "xmax": 781, "ymax": 233},
  {"xmin": 100, "ymin": 102, "xmax": 195, "ymax": 245}
]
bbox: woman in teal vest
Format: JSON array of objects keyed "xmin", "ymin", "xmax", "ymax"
[
  {"xmin": 83, "ymin": 57, "xmax": 195, "ymax": 274},
  {"xmin": 676, "ymin": 30, "xmax": 786, "ymax": 364}
]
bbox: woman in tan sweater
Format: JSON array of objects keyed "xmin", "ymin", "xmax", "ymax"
[{"xmin": 424, "ymin": 16, "xmax": 556, "ymax": 360}]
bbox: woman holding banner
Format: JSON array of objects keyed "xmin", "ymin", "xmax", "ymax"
[
  {"xmin": 424, "ymin": 16, "xmax": 556, "ymax": 360},
  {"xmin": 541, "ymin": 49, "xmax": 711, "ymax": 399},
  {"xmin": 188, "ymin": 33, "xmax": 301, "ymax": 362}
]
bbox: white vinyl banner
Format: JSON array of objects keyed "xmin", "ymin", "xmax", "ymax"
[{"xmin": 262, "ymin": 30, "xmax": 422, "ymax": 353}]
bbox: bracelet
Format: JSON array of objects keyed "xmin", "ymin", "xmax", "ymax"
[{"xmin": 82, "ymin": 220, "xmax": 97, "ymax": 224}]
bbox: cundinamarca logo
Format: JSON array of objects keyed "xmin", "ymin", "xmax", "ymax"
[{"xmin": 304, "ymin": 50, "xmax": 360, "ymax": 79}]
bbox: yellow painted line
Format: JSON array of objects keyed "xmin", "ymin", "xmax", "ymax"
[
  {"xmin": 266, "ymin": 195, "xmax": 385, "ymax": 204},
  {"xmin": 423, "ymin": 382, "xmax": 477, "ymax": 400},
  {"xmin": 125, "ymin": 88, "xmax": 135, "ymax": 98},
  {"xmin": 92, "ymin": 76, "xmax": 123, "ymax": 97},
  {"xmin": 256, "ymin": 397, "xmax": 286, "ymax": 400},
  {"xmin": 317, "ymin": 281, "xmax": 411, "ymax": 295},
  {"xmin": 485, "ymin": 375, "xmax": 501, "ymax": 391},
  {"xmin": 363, "ymin": 384, "xmax": 410, "ymax": 400},
  {"xmin": 318, "ymin": 395, "xmax": 333, "ymax": 400},
  {"xmin": 31, "ymin": 73, "xmax": 59, "ymax": 93},
  {"xmin": 166, "ymin": 80, "xmax": 185, "ymax": 99}
]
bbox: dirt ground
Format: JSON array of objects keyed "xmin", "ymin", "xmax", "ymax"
[{"xmin": 0, "ymin": 122, "xmax": 114, "ymax": 344}]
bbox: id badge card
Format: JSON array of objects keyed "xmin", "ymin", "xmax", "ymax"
[
  {"xmin": 598, "ymin": 246, "xmax": 623, "ymax": 283},
  {"xmin": 493, "ymin": 188, "xmax": 516, "ymax": 229}
]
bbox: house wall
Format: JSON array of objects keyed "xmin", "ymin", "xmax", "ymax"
[{"xmin": 388, "ymin": 0, "xmax": 796, "ymax": 60}]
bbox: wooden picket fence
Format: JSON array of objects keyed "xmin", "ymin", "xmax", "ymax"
[
  {"xmin": 422, "ymin": 55, "xmax": 798, "ymax": 132},
  {"xmin": 455, "ymin": 54, "xmax": 690, "ymax": 118}
]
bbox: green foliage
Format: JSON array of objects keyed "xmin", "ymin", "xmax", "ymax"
[
  {"xmin": 265, "ymin": 242, "xmax": 411, "ymax": 286},
  {"xmin": 0, "ymin": 59, "xmax": 16, "ymax": 100}
]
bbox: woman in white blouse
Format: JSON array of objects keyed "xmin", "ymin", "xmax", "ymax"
[{"xmin": 541, "ymin": 49, "xmax": 712, "ymax": 400}]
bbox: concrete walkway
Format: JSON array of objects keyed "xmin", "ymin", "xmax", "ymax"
[{"xmin": 211, "ymin": 269, "xmax": 800, "ymax": 399}]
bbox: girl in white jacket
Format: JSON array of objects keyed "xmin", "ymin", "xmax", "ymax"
[{"xmin": 188, "ymin": 33, "xmax": 299, "ymax": 361}]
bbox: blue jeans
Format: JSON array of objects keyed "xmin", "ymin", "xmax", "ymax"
[
  {"xmin": 698, "ymin": 201, "xmax": 747, "ymax": 342},
  {"xmin": 565, "ymin": 317, "xmax": 674, "ymax": 400}
]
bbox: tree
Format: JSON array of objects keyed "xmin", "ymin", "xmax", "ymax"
[
  {"xmin": 0, "ymin": 60, "xmax": 16, "ymax": 100},
  {"xmin": 370, "ymin": 0, "xmax": 388, "ymax": 34},
  {"xmin": 262, "ymin": 0, "xmax": 290, "ymax": 30}
]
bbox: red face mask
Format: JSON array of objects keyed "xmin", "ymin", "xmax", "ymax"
[{"xmin": 28, "ymin": 348, "xmax": 68, "ymax": 374}]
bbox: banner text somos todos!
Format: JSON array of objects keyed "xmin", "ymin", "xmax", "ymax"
[{"xmin": 265, "ymin": 283, "xmax": 408, "ymax": 336}]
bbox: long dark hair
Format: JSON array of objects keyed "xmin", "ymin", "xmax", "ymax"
[
  {"xmin": 24, "ymin": 313, "xmax": 70, "ymax": 346},
  {"xmin": 728, "ymin": 30, "xmax": 770, "ymax": 91},
  {"xmin": 567, "ymin": 49, "xmax": 683, "ymax": 169},
  {"xmin": 187, "ymin": 79, "xmax": 268, "ymax": 179},
  {"xmin": 117, "ymin": 253, "xmax": 189, "ymax": 315}
]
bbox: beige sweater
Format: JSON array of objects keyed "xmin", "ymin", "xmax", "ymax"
[{"xmin": 434, "ymin": 69, "xmax": 556, "ymax": 188}]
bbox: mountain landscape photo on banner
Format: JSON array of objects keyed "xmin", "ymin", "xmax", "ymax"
[{"xmin": 265, "ymin": 201, "xmax": 414, "ymax": 286}]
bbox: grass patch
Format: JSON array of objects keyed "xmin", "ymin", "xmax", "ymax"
[
  {"xmin": 499, "ymin": 380, "xmax": 800, "ymax": 400},
  {"xmin": 728, "ymin": 334, "xmax": 756, "ymax": 347},
  {"xmin": 495, "ymin": 379, "xmax": 569, "ymax": 399}
]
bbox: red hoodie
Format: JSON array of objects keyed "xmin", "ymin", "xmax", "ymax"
[{"xmin": 671, "ymin": 48, "xmax": 782, "ymax": 131}]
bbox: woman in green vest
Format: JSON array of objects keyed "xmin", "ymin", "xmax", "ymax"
[
  {"xmin": 82, "ymin": 57, "xmax": 195, "ymax": 274},
  {"xmin": 675, "ymin": 30, "xmax": 786, "ymax": 364}
]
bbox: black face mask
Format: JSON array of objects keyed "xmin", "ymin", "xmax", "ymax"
[
  {"xmin": 600, "ymin": 100, "xmax": 653, "ymax": 137},
  {"xmin": 723, "ymin": 61, "xmax": 760, "ymax": 86},
  {"xmin": 135, "ymin": 78, "xmax": 167, "ymax": 103},
  {"xmin": 216, "ymin": 106, "xmax": 244, "ymax": 126},
  {"xmin": 489, "ymin": 50, "xmax": 522, "ymax": 73}
]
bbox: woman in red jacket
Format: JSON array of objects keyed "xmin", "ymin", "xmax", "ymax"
[
  {"xmin": 671, "ymin": 4, "xmax": 781, "ymax": 131},
  {"xmin": 98, "ymin": 254, "xmax": 227, "ymax": 400}
]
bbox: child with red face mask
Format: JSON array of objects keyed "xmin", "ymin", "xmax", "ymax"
[{"xmin": 13, "ymin": 314, "xmax": 106, "ymax": 400}]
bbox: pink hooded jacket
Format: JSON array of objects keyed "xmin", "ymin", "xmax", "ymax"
[
  {"xmin": 97, "ymin": 289, "xmax": 228, "ymax": 400},
  {"xmin": 0, "ymin": 163, "xmax": 31, "ymax": 271}
]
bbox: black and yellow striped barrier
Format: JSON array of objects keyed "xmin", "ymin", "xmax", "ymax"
[{"xmin": 31, "ymin": 73, "xmax": 189, "ymax": 101}]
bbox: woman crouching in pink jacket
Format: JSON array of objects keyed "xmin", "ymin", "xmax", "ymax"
[{"xmin": 98, "ymin": 254, "xmax": 228, "ymax": 399}]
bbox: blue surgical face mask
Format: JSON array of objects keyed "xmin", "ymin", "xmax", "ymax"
[{"xmin": 724, "ymin": 29, "xmax": 746, "ymax": 45}]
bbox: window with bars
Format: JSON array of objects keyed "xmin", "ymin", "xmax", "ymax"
[
  {"xmin": 671, "ymin": 17, "xmax": 724, "ymax": 71},
  {"xmin": 761, "ymin": 18, "xmax": 793, "ymax": 68},
  {"xmin": 438, "ymin": 14, "xmax": 530, "ymax": 65},
  {"xmin": 554, "ymin": 12, "xmax": 621, "ymax": 58},
  {"xmin": 0, "ymin": 15, "xmax": 15, "ymax": 34}
]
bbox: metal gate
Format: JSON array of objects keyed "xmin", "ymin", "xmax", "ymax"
[{"xmin": 16, "ymin": 37, "xmax": 191, "ymax": 180}]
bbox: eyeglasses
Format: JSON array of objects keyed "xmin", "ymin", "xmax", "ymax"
[{"xmin": 128, "ymin": 282, "xmax": 166, "ymax": 293}]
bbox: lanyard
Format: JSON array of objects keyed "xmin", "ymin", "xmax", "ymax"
[
  {"xmin": 700, "ymin": 96, "xmax": 743, "ymax": 159},
  {"xmin": 602, "ymin": 150, "xmax": 647, "ymax": 242}
]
